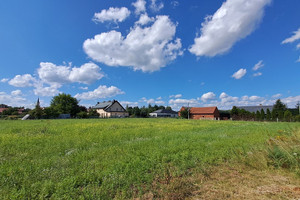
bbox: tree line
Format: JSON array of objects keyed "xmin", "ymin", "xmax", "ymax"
[
  {"xmin": 126, "ymin": 105, "xmax": 172, "ymax": 118},
  {"xmin": 231, "ymin": 99, "xmax": 300, "ymax": 122}
]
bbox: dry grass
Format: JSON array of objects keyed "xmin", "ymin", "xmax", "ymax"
[{"xmin": 191, "ymin": 164, "xmax": 300, "ymax": 200}]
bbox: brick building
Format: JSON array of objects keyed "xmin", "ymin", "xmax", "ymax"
[{"xmin": 179, "ymin": 106, "xmax": 220, "ymax": 120}]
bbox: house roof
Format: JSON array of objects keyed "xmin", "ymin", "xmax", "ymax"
[
  {"xmin": 150, "ymin": 109, "xmax": 178, "ymax": 114},
  {"xmin": 92, "ymin": 100, "xmax": 127, "ymax": 112},
  {"xmin": 92, "ymin": 101, "xmax": 114, "ymax": 109},
  {"xmin": 237, "ymin": 105, "xmax": 273, "ymax": 113},
  {"xmin": 188, "ymin": 107, "xmax": 218, "ymax": 114}
]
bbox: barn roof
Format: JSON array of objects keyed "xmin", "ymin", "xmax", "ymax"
[{"xmin": 189, "ymin": 107, "xmax": 218, "ymax": 114}]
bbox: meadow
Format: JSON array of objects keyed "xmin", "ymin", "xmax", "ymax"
[{"xmin": 0, "ymin": 119, "xmax": 300, "ymax": 199}]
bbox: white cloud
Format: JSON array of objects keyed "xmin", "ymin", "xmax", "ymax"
[
  {"xmin": 297, "ymin": 43, "xmax": 300, "ymax": 49},
  {"xmin": 132, "ymin": 0, "xmax": 146, "ymax": 15},
  {"xmin": 296, "ymin": 56, "xmax": 300, "ymax": 63},
  {"xmin": 1, "ymin": 78, "xmax": 8, "ymax": 83},
  {"xmin": 135, "ymin": 13, "xmax": 154, "ymax": 25},
  {"xmin": 232, "ymin": 68, "xmax": 247, "ymax": 79},
  {"xmin": 0, "ymin": 91, "xmax": 28, "ymax": 107},
  {"xmin": 189, "ymin": 0, "xmax": 271, "ymax": 57},
  {"xmin": 120, "ymin": 101, "xmax": 139, "ymax": 107},
  {"xmin": 169, "ymin": 94, "xmax": 182, "ymax": 99},
  {"xmin": 74, "ymin": 85, "xmax": 124, "ymax": 100},
  {"xmin": 168, "ymin": 98, "xmax": 199, "ymax": 110},
  {"xmin": 271, "ymin": 93, "xmax": 282, "ymax": 99},
  {"xmin": 11, "ymin": 90, "xmax": 22, "ymax": 96},
  {"xmin": 33, "ymin": 84, "xmax": 60, "ymax": 97},
  {"xmin": 79, "ymin": 86, "xmax": 88, "ymax": 90},
  {"xmin": 93, "ymin": 7, "xmax": 131, "ymax": 23},
  {"xmin": 201, "ymin": 92, "xmax": 216, "ymax": 102},
  {"xmin": 38, "ymin": 62, "xmax": 104, "ymax": 86},
  {"xmin": 281, "ymin": 28, "xmax": 300, "ymax": 44},
  {"xmin": 8, "ymin": 74, "xmax": 36, "ymax": 87},
  {"xmin": 150, "ymin": 0, "xmax": 164, "ymax": 12},
  {"xmin": 84, "ymin": 15, "xmax": 182, "ymax": 72},
  {"xmin": 219, "ymin": 92, "xmax": 228, "ymax": 99},
  {"xmin": 140, "ymin": 97, "xmax": 165, "ymax": 105},
  {"xmin": 253, "ymin": 72, "xmax": 262, "ymax": 77},
  {"xmin": 171, "ymin": 1, "xmax": 179, "ymax": 8},
  {"xmin": 69, "ymin": 63, "xmax": 104, "ymax": 84},
  {"xmin": 281, "ymin": 95, "xmax": 300, "ymax": 108},
  {"xmin": 252, "ymin": 60, "xmax": 264, "ymax": 71}
]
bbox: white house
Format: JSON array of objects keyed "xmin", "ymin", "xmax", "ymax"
[{"xmin": 92, "ymin": 100, "xmax": 129, "ymax": 118}]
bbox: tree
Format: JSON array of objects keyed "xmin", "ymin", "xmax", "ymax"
[
  {"xmin": 77, "ymin": 111, "xmax": 88, "ymax": 119},
  {"xmin": 266, "ymin": 108, "xmax": 271, "ymax": 121},
  {"xmin": 30, "ymin": 98, "xmax": 43, "ymax": 119},
  {"xmin": 284, "ymin": 110, "xmax": 292, "ymax": 122},
  {"xmin": 180, "ymin": 107, "xmax": 189, "ymax": 119},
  {"xmin": 50, "ymin": 93, "xmax": 80, "ymax": 117},
  {"xmin": 165, "ymin": 106, "xmax": 172, "ymax": 110},
  {"xmin": 271, "ymin": 109, "xmax": 277, "ymax": 121},
  {"xmin": 231, "ymin": 106, "xmax": 239, "ymax": 120},
  {"xmin": 260, "ymin": 109, "xmax": 265, "ymax": 121},
  {"xmin": 88, "ymin": 109, "xmax": 99, "ymax": 118},
  {"xmin": 255, "ymin": 111, "xmax": 261, "ymax": 121}
]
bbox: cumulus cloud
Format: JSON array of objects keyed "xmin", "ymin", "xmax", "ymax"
[
  {"xmin": 11, "ymin": 90, "xmax": 22, "ymax": 96},
  {"xmin": 120, "ymin": 101, "xmax": 139, "ymax": 107},
  {"xmin": 68, "ymin": 63, "xmax": 105, "ymax": 84},
  {"xmin": 281, "ymin": 95, "xmax": 300, "ymax": 108},
  {"xmin": 74, "ymin": 85, "xmax": 124, "ymax": 100},
  {"xmin": 79, "ymin": 86, "xmax": 88, "ymax": 90},
  {"xmin": 253, "ymin": 72, "xmax": 262, "ymax": 77},
  {"xmin": 296, "ymin": 56, "xmax": 300, "ymax": 63},
  {"xmin": 189, "ymin": 0, "xmax": 271, "ymax": 57},
  {"xmin": 252, "ymin": 60, "xmax": 264, "ymax": 71},
  {"xmin": 1, "ymin": 78, "xmax": 9, "ymax": 83},
  {"xmin": 232, "ymin": 68, "xmax": 247, "ymax": 79},
  {"xmin": 140, "ymin": 97, "xmax": 165, "ymax": 105},
  {"xmin": 135, "ymin": 13, "xmax": 154, "ymax": 25},
  {"xmin": 8, "ymin": 74, "xmax": 36, "ymax": 87},
  {"xmin": 38, "ymin": 62, "xmax": 104, "ymax": 86},
  {"xmin": 33, "ymin": 84, "xmax": 60, "ymax": 97},
  {"xmin": 150, "ymin": 0, "xmax": 164, "ymax": 12},
  {"xmin": 201, "ymin": 92, "xmax": 216, "ymax": 102},
  {"xmin": 271, "ymin": 94, "xmax": 282, "ymax": 99},
  {"xmin": 169, "ymin": 94, "xmax": 182, "ymax": 99},
  {"xmin": 132, "ymin": 0, "xmax": 146, "ymax": 15},
  {"xmin": 93, "ymin": 7, "xmax": 131, "ymax": 23},
  {"xmin": 168, "ymin": 98, "xmax": 199, "ymax": 110},
  {"xmin": 281, "ymin": 28, "xmax": 300, "ymax": 44},
  {"xmin": 0, "ymin": 91, "xmax": 27, "ymax": 107},
  {"xmin": 84, "ymin": 15, "xmax": 182, "ymax": 72}
]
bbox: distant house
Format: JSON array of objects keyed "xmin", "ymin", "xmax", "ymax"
[
  {"xmin": 237, "ymin": 105, "xmax": 273, "ymax": 113},
  {"xmin": 92, "ymin": 100, "xmax": 129, "ymax": 118},
  {"xmin": 0, "ymin": 104, "xmax": 9, "ymax": 113},
  {"xmin": 149, "ymin": 109, "xmax": 178, "ymax": 118},
  {"xmin": 179, "ymin": 106, "xmax": 220, "ymax": 120}
]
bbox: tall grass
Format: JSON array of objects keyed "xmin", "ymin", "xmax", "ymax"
[{"xmin": 0, "ymin": 119, "xmax": 299, "ymax": 199}]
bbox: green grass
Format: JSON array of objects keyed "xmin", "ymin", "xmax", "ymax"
[{"xmin": 0, "ymin": 119, "xmax": 299, "ymax": 199}]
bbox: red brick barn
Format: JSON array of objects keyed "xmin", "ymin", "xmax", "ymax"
[{"xmin": 179, "ymin": 106, "xmax": 220, "ymax": 120}]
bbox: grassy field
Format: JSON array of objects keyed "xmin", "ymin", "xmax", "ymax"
[{"xmin": 0, "ymin": 119, "xmax": 300, "ymax": 199}]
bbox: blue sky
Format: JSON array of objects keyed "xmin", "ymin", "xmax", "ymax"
[{"xmin": 0, "ymin": 0, "xmax": 299, "ymax": 110}]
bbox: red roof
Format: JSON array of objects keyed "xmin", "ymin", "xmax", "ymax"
[
  {"xmin": 0, "ymin": 108, "xmax": 8, "ymax": 113},
  {"xmin": 189, "ymin": 107, "xmax": 218, "ymax": 114}
]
